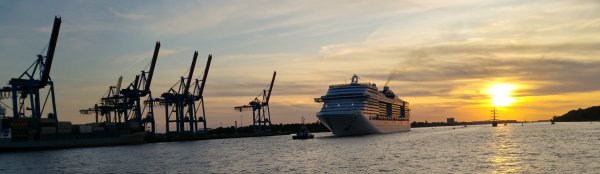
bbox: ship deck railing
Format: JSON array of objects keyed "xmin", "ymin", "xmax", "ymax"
[
  {"xmin": 369, "ymin": 116, "xmax": 409, "ymax": 121},
  {"xmin": 329, "ymin": 83, "xmax": 374, "ymax": 88}
]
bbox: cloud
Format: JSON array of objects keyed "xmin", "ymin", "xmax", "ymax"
[
  {"xmin": 33, "ymin": 26, "xmax": 52, "ymax": 34},
  {"xmin": 308, "ymin": 0, "xmax": 600, "ymax": 107},
  {"xmin": 111, "ymin": 47, "xmax": 181, "ymax": 68},
  {"xmin": 133, "ymin": 0, "xmax": 477, "ymax": 39},
  {"xmin": 108, "ymin": 7, "xmax": 148, "ymax": 20},
  {"xmin": 4, "ymin": 0, "xmax": 600, "ymax": 126},
  {"xmin": 334, "ymin": 42, "xmax": 600, "ymax": 96}
]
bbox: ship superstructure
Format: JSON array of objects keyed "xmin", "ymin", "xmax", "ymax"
[{"xmin": 314, "ymin": 75, "xmax": 410, "ymax": 136}]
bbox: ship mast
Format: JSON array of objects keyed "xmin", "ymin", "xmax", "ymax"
[{"xmin": 491, "ymin": 107, "xmax": 498, "ymax": 127}]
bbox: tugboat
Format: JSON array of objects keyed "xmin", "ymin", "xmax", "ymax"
[{"xmin": 292, "ymin": 117, "xmax": 314, "ymax": 139}]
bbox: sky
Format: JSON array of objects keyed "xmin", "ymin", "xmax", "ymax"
[{"xmin": 1, "ymin": 0, "xmax": 599, "ymax": 131}]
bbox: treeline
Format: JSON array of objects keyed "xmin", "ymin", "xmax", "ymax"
[
  {"xmin": 553, "ymin": 106, "xmax": 600, "ymax": 122},
  {"xmin": 411, "ymin": 121, "xmax": 455, "ymax": 127},
  {"xmin": 411, "ymin": 120, "xmax": 517, "ymax": 127},
  {"xmin": 208, "ymin": 122, "xmax": 330, "ymax": 135}
]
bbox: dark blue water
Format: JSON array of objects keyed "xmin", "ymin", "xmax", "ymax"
[{"xmin": 1, "ymin": 122, "xmax": 599, "ymax": 173}]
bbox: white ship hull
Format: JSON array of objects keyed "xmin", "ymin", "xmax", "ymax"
[{"xmin": 317, "ymin": 111, "xmax": 410, "ymax": 136}]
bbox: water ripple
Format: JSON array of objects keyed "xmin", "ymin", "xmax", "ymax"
[{"xmin": 1, "ymin": 122, "xmax": 599, "ymax": 173}]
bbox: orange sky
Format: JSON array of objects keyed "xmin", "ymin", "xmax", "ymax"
[{"xmin": 1, "ymin": 0, "xmax": 600, "ymax": 131}]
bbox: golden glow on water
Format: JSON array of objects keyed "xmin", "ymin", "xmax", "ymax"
[
  {"xmin": 489, "ymin": 126, "xmax": 523, "ymax": 173},
  {"xmin": 486, "ymin": 84, "xmax": 517, "ymax": 107}
]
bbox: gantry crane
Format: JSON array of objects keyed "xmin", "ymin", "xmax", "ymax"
[
  {"xmin": 152, "ymin": 52, "xmax": 212, "ymax": 134},
  {"xmin": 0, "ymin": 16, "xmax": 62, "ymax": 139},
  {"xmin": 81, "ymin": 42, "xmax": 160, "ymax": 133},
  {"xmin": 188, "ymin": 53, "xmax": 211, "ymax": 134},
  {"xmin": 234, "ymin": 71, "xmax": 276, "ymax": 132},
  {"xmin": 80, "ymin": 76, "xmax": 121, "ymax": 124}
]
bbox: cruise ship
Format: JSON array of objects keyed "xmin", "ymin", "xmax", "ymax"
[{"xmin": 314, "ymin": 75, "xmax": 411, "ymax": 136}]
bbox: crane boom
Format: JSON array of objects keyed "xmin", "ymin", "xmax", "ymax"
[
  {"xmin": 40, "ymin": 16, "xmax": 62, "ymax": 87},
  {"xmin": 265, "ymin": 71, "xmax": 276, "ymax": 104},
  {"xmin": 183, "ymin": 51, "xmax": 198, "ymax": 95},
  {"xmin": 116, "ymin": 76, "xmax": 123, "ymax": 93},
  {"xmin": 143, "ymin": 41, "xmax": 160, "ymax": 93},
  {"xmin": 197, "ymin": 54, "xmax": 212, "ymax": 97}
]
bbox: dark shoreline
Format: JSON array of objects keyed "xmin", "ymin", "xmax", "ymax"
[{"xmin": 146, "ymin": 122, "xmax": 330, "ymax": 143}]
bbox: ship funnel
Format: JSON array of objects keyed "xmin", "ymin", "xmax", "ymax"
[
  {"xmin": 383, "ymin": 86, "xmax": 396, "ymax": 98},
  {"xmin": 351, "ymin": 74, "xmax": 359, "ymax": 84}
]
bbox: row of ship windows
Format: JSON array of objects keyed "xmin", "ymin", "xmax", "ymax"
[
  {"xmin": 325, "ymin": 92, "xmax": 370, "ymax": 96},
  {"xmin": 322, "ymin": 102, "xmax": 364, "ymax": 112},
  {"xmin": 320, "ymin": 109, "xmax": 409, "ymax": 118},
  {"xmin": 326, "ymin": 88, "xmax": 380, "ymax": 96},
  {"xmin": 321, "ymin": 103, "xmax": 407, "ymax": 115},
  {"xmin": 322, "ymin": 102, "xmax": 405, "ymax": 108}
]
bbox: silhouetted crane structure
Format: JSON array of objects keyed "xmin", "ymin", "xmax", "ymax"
[
  {"xmin": 80, "ymin": 42, "xmax": 160, "ymax": 133},
  {"xmin": 234, "ymin": 71, "xmax": 276, "ymax": 132},
  {"xmin": 152, "ymin": 52, "xmax": 212, "ymax": 134},
  {"xmin": 0, "ymin": 16, "xmax": 61, "ymax": 138},
  {"xmin": 80, "ymin": 76, "xmax": 122, "ymax": 124}
]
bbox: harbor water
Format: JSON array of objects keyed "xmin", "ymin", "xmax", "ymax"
[{"xmin": 1, "ymin": 122, "xmax": 599, "ymax": 173}]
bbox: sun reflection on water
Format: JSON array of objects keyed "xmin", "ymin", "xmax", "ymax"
[{"xmin": 489, "ymin": 126, "xmax": 524, "ymax": 173}]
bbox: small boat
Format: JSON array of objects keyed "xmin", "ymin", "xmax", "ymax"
[
  {"xmin": 292, "ymin": 124, "xmax": 314, "ymax": 139},
  {"xmin": 292, "ymin": 117, "xmax": 314, "ymax": 139}
]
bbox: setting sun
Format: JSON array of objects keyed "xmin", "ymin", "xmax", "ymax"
[{"xmin": 486, "ymin": 84, "xmax": 517, "ymax": 107}]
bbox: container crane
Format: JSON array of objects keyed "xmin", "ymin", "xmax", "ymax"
[
  {"xmin": 153, "ymin": 52, "xmax": 212, "ymax": 134},
  {"xmin": 80, "ymin": 42, "xmax": 160, "ymax": 133},
  {"xmin": 190, "ymin": 54, "xmax": 212, "ymax": 133},
  {"xmin": 80, "ymin": 76, "xmax": 122, "ymax": 124},
  {"xmin": 234, "ymin": 71, "xmax": 276, "ymax": 132},
  {"xmin": 0, "ymin": 16, "xmax": 61, "ymax": 139}
]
